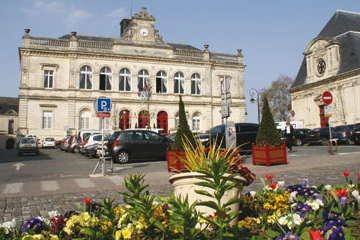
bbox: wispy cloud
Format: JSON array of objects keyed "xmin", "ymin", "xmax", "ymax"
[{"xmin": 22, "ymin": 0, "xmax": 93, "ymax": 29}]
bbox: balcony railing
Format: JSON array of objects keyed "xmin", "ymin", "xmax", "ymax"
[
  {"xmin": 173, "ymin": 49, "xmax": 204, "ymax": 58},
  {"xmin": 78, "ymin": 40, "xmax": 113, "ymax": 50},
  {"xmin": 30, "ymin": 38, "xmax": 69, "ymax": 47}
]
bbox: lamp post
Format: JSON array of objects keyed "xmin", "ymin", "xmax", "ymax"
[{"xmin": 249, "ymin": 88, "xmax": 260, "ymax": 124}]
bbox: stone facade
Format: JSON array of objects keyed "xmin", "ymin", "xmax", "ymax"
[
  {"xmin": 18, "ymin": 8, "xmax": 246, "ymax": 140},
  {"xmin": 291, "ymin": 10, "xmax": 360, "ymax": 128}
]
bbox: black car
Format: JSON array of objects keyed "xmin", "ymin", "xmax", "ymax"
[
  {"xmin": 293, "ymin": 128, "xmax": 311, "ymax": 146},
  {"xmin": 350, "ymin": 123, "xmax": 360, "ymax": 145},
  {"xmin": 306, "ymin": 127, "xmax": 333, "ymax": 145},
  {"xmin": 207, "ymin": 123, "xmax": 259, "ymax": 153},
  {"xmin": 332, "ymin": 124, "xmax": 355, "ymax": 145},
  {"xmin": 107, "ymin": 130, "xmax": 173, "ymax": 163}
]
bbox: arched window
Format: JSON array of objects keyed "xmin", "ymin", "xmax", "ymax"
[
  {"xmin": 138, "ymin": 69, "xmax": 149, "ymax": 91},
  {"xmin": 191, "ymin": 73, "xmax": 201, "ymax": 95},
  {"xmin": 156, "ymin": 71, "xmax": 167, "ymax": 93},
  {"xmin": 119, "ymin": 68, "xmax": 131, "ymax": 91},
  {"xmin": 192, "ymin": 113, "xmax": 200, "ymax": 132},
  {"xmin": 79, "ymin": 65, "xmax": 92, "ymax": 89},
  {"xmin": 174, "ymin": 72, "xmax": 184, "ymax": 94},
  {"xmin": 80, "ymin": 110, "xmax": 90, "ymax": 129},
  {"xmin": 175, "ymin": 112, "xmax": 179, "ymax": 129},
  {"xmin": 99, "ymin": 67, "xmax": 112, "ymax": 90}
]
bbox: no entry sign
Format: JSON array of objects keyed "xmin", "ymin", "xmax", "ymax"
[{"xmin": 322, "ymin": 91, "xmax": 333, "ymax": 105}]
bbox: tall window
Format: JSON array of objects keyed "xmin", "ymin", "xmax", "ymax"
[
  {"xmin": 191, "ymin": 73, "xmax": 201, "ymax": 95},
  {"xmin": 100, "ymin": 118, "xmax": 110, "ymax": 130},
  {"xmin": 99, "ymin": 67, "xmax": 112, "ymax": 90},
  {"xmin": 80, "ymin": 110, "xmax": 90, "ymax": 130},
  {"xmin": 119, "ymin": 68, "xmax": 131, "ymax": 91},
  {"xmin": 44, "ymin": 70, "xmax": 54, "ymax": 89},
  {"xmin": 175, "ymin": 112, "xmax": 179, "ymax": 129},
  {"xmin": 174, "ymin": 72, "xmax": 184, "ymax": 94},
  {"xmin": 138, "ymin": 69, "xmax": 149, "ymax": 91},
  {"xmin": 192, "ymin": 113, "xmax": 200, "ymax": 132},
  {"xmin": 79, "ymin": 65, "xmax": 92, "ymax": 89},
  {"xmin": 156, "ymin": 71, "xmax": 167, "ymax": 93},
  {"xmin": 42, "ymin": 112, "xmax": 52, "ymax": 129}
]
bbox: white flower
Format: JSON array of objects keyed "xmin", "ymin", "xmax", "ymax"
[
  {"xmin": 291, "ymin": 203, "xmax": 298, "ymax": 209},
  {"xmin": 287, "ymin": 221, "xmax": 294, "ymax": 229},
  {"xmin": 278, "ymin": 216, "xmax": 288, "ymax": 225},
  {"xmin": 250, "ymin": 191, "xmax": 256, "ymax": 198},
  {"xmin": 325, "ymin": 185, "xmax": 332, "ymax": 190},
  {"xmin": 48, "ymin": 210, "xmax": 59, "ymax": 219},
  {"xmin": 278, "ymin": 181, "xmax": 285, "ymax": 187},
  {"xmin": 1, "ymin": 219, "xmax": 16, "ymax": 234},
  {"xmin": 289, "ymin": 191, "xmax": 298, "ymax": 202},
  {"xmin": 292, "ymin": 213, "xmax": 302, "ymax": 225}
]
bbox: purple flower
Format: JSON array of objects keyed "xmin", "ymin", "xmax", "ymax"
[
  {"xmin": 341, "ymin": 197, "xmax": 347, "ymax": 208},
  {"xmin": 303, "ymin": 178, "xmax": 309, "ymax": 188},
  {"xmin": 21, "ymin": 217, "xmax": 45, "ymax": 233},
  {"xmin": 285, "ymin": 232, "xmax": 300, "ymax": 240}
]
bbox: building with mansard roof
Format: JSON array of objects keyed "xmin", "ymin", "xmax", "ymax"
[
  {"xmin": 18, "ymin": 7, "xmax": 246, "ymax": 139},
  {"xmin": 290, "ymin": 10, "xmax": 360, "ymax": 128}
]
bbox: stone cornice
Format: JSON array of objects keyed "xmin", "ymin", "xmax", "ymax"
[{"xmin": 290, "ymin": 68, "xmax": 360, "ymax": 93}]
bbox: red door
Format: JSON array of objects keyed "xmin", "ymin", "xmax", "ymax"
[
  {"xmin": 157, "ymin": 111, "xmax": 168, "ymax": 132},
  {"xmin": 119, "ymin": 110, "xmax": 130, "ymax": 130},
  {"xmin": 138, "ymin": 110, "xmax": 150, "ymax": 128},
  {"xmin": 319, "ymin": 105, "xmax": 329, "ymax": 128}
]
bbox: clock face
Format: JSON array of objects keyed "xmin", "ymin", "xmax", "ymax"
[
  {"xmin": 140, "ymin": 28, "xmax": 148, "ymax": 37},
  {"xmin": 317, "ymin": 59, "xmax": 326, "ymax": 75}
]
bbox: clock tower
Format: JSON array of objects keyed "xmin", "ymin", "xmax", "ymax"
[{"xmin": 120, "ymin": 7, "xmax": 163, "ymax": 43}]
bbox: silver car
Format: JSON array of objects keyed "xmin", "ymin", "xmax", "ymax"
[{"xmin": 18, "ymin": 137, "xmax": 39, "ymax": 156}]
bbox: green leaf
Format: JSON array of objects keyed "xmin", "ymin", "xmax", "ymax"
[
  {"xmin": 196, "ymin": 201, "xmax": 218, "ymax": 211},
  {"xmin": 299, "ymin": 230, "xmax": 311, "ymax": 240},
  {"xmin": 194, "ymin": 189, "xmax": 214, "ymax": 198},
  {"xmin": 265, "ymin": 229, "xmax": 280, "ymax": 238},
  {"xmin": 346, "ymin": 220, "xmax": 358, "ymax": 227}
]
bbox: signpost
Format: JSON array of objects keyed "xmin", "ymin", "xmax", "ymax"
[
  {"xmin": 93, "ymin": 98, "xmax": 111, "ymax": 176},
  {"xmin": 322, "ymin": 91, "xmax": 334, "ymax": 154}
]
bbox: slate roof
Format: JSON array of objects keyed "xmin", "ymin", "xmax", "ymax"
[
  {"xmin": 58, "ymin": 34, "xmax": 200, "ymax": 51},
  {"xmin": 292, "ymin": 10, "xmax": 360, "ymax": 89},
  {"xmin": 0, "ymin": 97, "xmax": 18, "ymax": 115}
]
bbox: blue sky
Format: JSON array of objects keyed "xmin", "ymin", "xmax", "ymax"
[{"xmin": 1, "ymin": 0, "xmax": 359, "ymax": 123}]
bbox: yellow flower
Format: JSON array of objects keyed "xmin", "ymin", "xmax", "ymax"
[
  {"xmin": 50, "ymin": 235, "xmax": 59, "ymax": 240},
  {"xmin": 238, "ymin": 220, "xmax": 245, "ymax": 229},
  {"xmin": 32, "ymin": 235, "xmax": 45, "ymax": 240},
  {"xmin": 174, "ymin": 228, "xmax": 179, "ymax": 234},
  {"xmin": 115, "ymin": 230, "xmax": 121, "ymax": 240},
  {"xmin": 122, "ymin": 229, "xmax": 132, "ymax": 239}
]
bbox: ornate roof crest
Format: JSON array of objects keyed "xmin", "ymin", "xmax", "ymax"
[{"xmin": 133, "ymin": 7, "xmax": 155, "ymax": 21}]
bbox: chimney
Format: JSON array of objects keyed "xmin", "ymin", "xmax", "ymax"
[{"xmin": 120, "ymin": 18, "xmax": 132, "ymax": 37}]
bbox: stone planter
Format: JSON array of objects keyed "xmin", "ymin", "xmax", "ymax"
[{"xmin": 169, "ymin": 172, "xmax": 246, "ymax": 226}]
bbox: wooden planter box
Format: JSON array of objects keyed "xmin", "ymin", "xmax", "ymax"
[
  {"xmin": 166, "ymin": 148, "xmax": 187, "ymax": 172},
  {"xmin": 252, "ymin": 143, "xmax": 287, "ymax": 166}
]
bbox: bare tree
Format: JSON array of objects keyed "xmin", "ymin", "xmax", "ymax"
[{"xmin": 260, "ymin": 75, "xmax": 294, "ymax": 122}]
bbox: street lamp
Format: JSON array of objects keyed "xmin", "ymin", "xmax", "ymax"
[{"xmin": 249, "ymin": 88, "xmax": 260, "ymax": 124}]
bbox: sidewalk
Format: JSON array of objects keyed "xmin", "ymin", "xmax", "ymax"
[{"xmin": 1, "ymin": 152, "xmax": 359, "ymax": 225}]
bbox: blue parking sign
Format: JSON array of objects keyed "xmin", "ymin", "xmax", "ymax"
[{"xmin": 97, "ymin": 98, "xmax": 111, "ymax": 112}]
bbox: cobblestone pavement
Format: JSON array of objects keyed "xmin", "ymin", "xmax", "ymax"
[{"xmin": 1, "ymin": 151, "xmax": 360, "ymax": 226}]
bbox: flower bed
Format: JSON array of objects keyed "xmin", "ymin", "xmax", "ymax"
[{"xmin": 1, "ymin": 172, "xmax": 360, "ymax": 239}]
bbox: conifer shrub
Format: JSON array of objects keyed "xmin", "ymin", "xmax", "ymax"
[
  {"xmin": 255, "ymin": 97, "xmax": 282, "ymax": 146},
  {"xmin": 171, "ymin": 95, "xmax": 196, "ymax": 151}
]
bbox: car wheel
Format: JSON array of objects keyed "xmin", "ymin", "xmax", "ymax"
[
  {"xmin": 321, "ymin": 139, "xmax": 328, "ymax": 146},
  {"xmin": 294, "ymin": 139, "xmax": 302, "ymax": 146},
  {"xmin": 116, "ymin": 151, "xmax": 130, "ymax": 164}
]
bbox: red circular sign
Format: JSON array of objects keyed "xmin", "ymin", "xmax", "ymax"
[{"xmin": 322, "ymin": 91, "xmax": 333, "ymax": 105}]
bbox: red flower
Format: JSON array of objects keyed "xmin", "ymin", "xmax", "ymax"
[
  {"xmin": 342, "ymin": 171, "xmax": 350, "ymax": 177},
  {"xmin": 358, "ymin": 173, "xmax": 360, "ymax": 181},
  {"xmin": 266, "ymin": 174, "xmax": 274, "ymax": 181},
  {"xmin": 84, "ymin": 198, "xmax": 91, "ymax": 207},
  {"xmin": 335, "ymin": 188, "xmax": 348, "ymax": 198},
  {"xmin": 269, "ymin": 182, "xmax": 277, "ymax": 190},
  {"xmin": 309, "ymin": 229, "xmax": 323, "ymax": 240}
]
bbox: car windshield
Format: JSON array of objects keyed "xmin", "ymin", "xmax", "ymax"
[
  {"xmin": 21, "ymin": 138, "xmax": 35, "ymax": 144},
  {"xmin": 109, "ymin": 132, "xmax": 121, "ymax": 141}
]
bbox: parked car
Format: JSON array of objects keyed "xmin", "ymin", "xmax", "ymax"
[
  {"xmin": 18, "ymin": 137, "xmax": 39, "ymax": 156},
  {"xmin": 77, "ymin": 130, "xmax": 104, "ymax": 147},
  {"xmin": 194, "ymin": 133, "xmax": 210, "ymax": 146},
  {"xmin": 42, "ymin": 137, "xmax": 56, "ymax": 148},
  {"xmin": 84, "ymin": 143, "xmax": 99, "ymax": 158},
  {"xmin": 107, "ymin": 129, "xmax": 173, "ymax": 163},
  {"xmin": 83, "ymin": 134, "xmax": 110, "ymax": 158},
  {"xmin": 60, "ymin": 137, "xmax": 70, "ymax": 151},
  {"xmin": 306, "ymin": 127, "xmax": 333, "ymax": 145},
  {"xmin": 292, "ymin": 128, "xmax": 311, "ymax": 146},
  {"xmin": 207, "ymin": 123, "xmax": 259, "ymax": 153},
  {"xmin": 332, "ymin": 124, "xmax": 355, "ymax": 145},
  {"xmin": 67, "ymin": 135, "xmax": 79, "ymax": 153},
  {"xmin": 350, "ymin": 123, "xmax": 360, "ymax": 145}
]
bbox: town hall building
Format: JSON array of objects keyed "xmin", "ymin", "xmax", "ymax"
[{"xmin": 18, "ymin": 7, "xmax": 246, "ymax": 139}]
